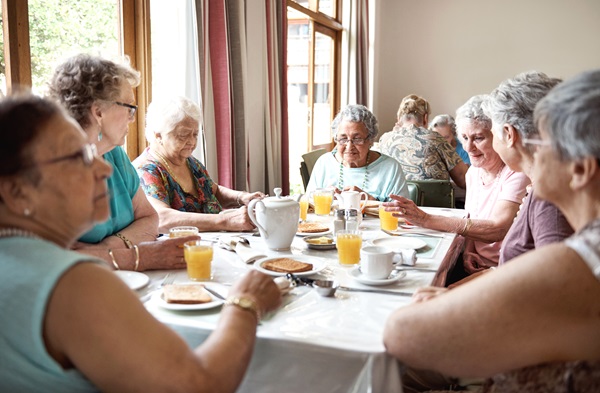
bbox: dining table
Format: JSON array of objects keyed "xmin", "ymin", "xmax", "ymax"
[{"xmin": 132, "ymin": 206, "xmax": 466, "ymax": 393}]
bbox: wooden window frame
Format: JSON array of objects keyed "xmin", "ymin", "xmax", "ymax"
[{"xmin": 1, "ymin": 0, "xmax": 152, "ymax": 159}]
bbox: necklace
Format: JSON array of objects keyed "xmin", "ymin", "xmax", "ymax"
[
  {"xmin": 0, "ymin": 227, "xmax": 40, "ymax": 239},
  {"xmin": 153, "ymin": 149, "xmax": 192, "ymax": 194},
  {"xmin": 337, "ymin": 151, "xmax": 370, "ymax": 190}
]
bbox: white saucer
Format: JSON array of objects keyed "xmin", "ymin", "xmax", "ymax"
[
  {"xmin": 348, "ymin": 268, "xmax": 407, "ymax": 286},
  {"xmin": 254, "ymin": 255, "xmax": 327, "ymax": 277},
  {"xmin": 151, "ymin": 290, "xmax": 224, "ymax": 311},
  {"xmin": 371, "ymin": 237, "xmax": 427, "ymax": 250},
  {"xmin": 114, "ymin": 271, "xmax": 150, "ymax": 290}
]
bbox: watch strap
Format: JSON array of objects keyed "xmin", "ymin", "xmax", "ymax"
[{"xmin": 224, "ymin": 296, "xmax": 260, "ymax": 321}]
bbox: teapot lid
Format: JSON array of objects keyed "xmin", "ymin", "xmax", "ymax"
[{"xmin": 264, "ymin": 187, "xmax": 296, "ymax": 204}]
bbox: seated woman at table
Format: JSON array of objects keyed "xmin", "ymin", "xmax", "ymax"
[
  {"xmin": 429, "ymin": 113, "xmax": 470, "ymax": 165},
  {"xmin": 0, "ymin": 94, "xmax": 282, "ymax": 392},
  {"xmin": 384, "ymin": 95, "xmax": 529, "ymax": 282},
  {"xmin": 379, "ymin": 95, "xmax": 468, "ymax": 189},
  {"xmin": 47, "ymin": 54, "xmax": 191, "ymax": 271},
  {"xmin": 133, "ymin": 96, "xmax": 264, "ymax": 233},
  {"xmin": 306, "ymin": 104, "xmax": 409, "ymax": 201},
  {"xmin": 384, "ymin": 69, "xmax": 600, "ymax": 392}
]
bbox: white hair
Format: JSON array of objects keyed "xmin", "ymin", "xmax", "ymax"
[{"xmin": 145, "ymin": 96, "xmax": 202, "ymax": 144}]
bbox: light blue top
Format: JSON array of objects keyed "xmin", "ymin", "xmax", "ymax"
[
  {"xmin": 0, "ymin": 237, "xmax": 103, "ymax": 392},
  {"xmin": 80, "ymin": 147, "xmax": 139, "ymax": 243},
  {"xmin": 455, "ymin": 138, "xmax": 471, "ymax": 165},
  {"xmin": 306, "ymin": 151, "xmax": 409, "ymax": 201}
]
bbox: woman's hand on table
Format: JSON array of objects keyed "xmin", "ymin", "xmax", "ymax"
[
  {"xmin": 136, "ymin": 236, "xmax": 197, "ymax": 270},
  {"xmin": 221, "ymin": 206, "xmax": 256, "ymax": 232},
  {"xmin": 385, "ymin": 195, "xmax": 430, "ymax": 226},
  {"xmin": 229, "ymin": 270, "xmax": 283, "ymax": 317},
  {"xmin": 412, "ymin": 286, "xmax": 448, "ymax": 303}
]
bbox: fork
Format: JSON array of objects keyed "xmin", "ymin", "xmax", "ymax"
[{"xmin": 160, "ymin": 273, "xmax": 175, "ymax": 287}]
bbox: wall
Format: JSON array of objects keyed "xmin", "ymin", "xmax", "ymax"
[{"xmin": 371, "ymin": 0, "xmax": 600, "ymax": 136}]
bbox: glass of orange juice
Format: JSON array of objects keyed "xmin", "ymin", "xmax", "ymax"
[
  {"xmin": 312, "ymin": 188, "xmax": 334, "ymax": 216},
  {"xmin": 169, "ymin": 226, "xmax": 199, "ymax": 238},
  {"xmin": 336, "ymin": 230, "xmax": 362, "ymax": 265},
  {"xmin": 299, "ymin": 194, "xmax": 309, "ymax": 221},
  {"xmin": 183, "ymin": 240, "xmax": 213, "ymax": 281},
  {"xmin": 379, "ymin": 205, "xmax": 399, "ymax": 231}
]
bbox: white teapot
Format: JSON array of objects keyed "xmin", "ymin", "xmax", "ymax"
[{"xmin": 248, "ymin": 188, "xmax": 300, "ymax": 250}]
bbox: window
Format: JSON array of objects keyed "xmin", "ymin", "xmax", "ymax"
[{"xmin": 287, "ymin": 0, "xmax": 341, "ymax": 193}]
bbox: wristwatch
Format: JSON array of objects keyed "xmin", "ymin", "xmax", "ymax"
[{"xmin": 224, "ymin": 296, "xmax": 260, "ymax": 321}]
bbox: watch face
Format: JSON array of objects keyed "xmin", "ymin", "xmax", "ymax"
[{"xmin": 239, "ymin": 298, "xmax": 254, "ymax": 309}]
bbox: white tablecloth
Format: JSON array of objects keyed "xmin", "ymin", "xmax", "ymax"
[{"xmin": 140, "ymin": 207, "xmax": 465, "ymax": 393}]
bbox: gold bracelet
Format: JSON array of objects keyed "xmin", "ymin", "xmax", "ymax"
[
  {"xmin": 132, "ymin": 244, "xmax": 140, "ymax": 271},
  {"xmin": 114, "ymin": 232, "xmax": 133, "ymax": 249},
  {"xmin": 460, "ymin": 218, "xmax": 473, "ymax": 236},
  {"xmin": 224, "ymin": 296, "xmax": 260, "ymax": 322},
  {"xmin": 108, "ymin": 249, "xmax": 120, "ymax": 270}
]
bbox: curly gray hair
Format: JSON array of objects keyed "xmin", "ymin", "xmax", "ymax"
[
  {"xmin": 429, "ymin": 114, "xmax": 456, "ymax": 136},
  {"xmin": 534, "ymin": 69, "xmax": 600, "ymax": 161},
  {"xmin": 331, "ymin": 104, "xmax": 379, "ymax": 141},
  {"xmin": 455, "ymin": 94, "xmax": 492, "ymax": 130},
  {"xmin": 483, "ymin": 71, "xmax": 561, "ymax": 141},
  {"xmin": 47, "ymin": 54, "xmax": 140, "ymax": 129},
  {"xmin": 145, "ymin": 96, "xmax": 202, "ymax": 144}
]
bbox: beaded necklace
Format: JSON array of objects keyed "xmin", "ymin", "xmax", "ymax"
[
  {"xmin": 153, "ymin": 149, "xmax": 192, "ymax": 194},
  {"xmin": 337, "ymin": 151, "xmax": 370, "ymax": 190},
  {"xmin": 0, "ymin": 227, "xmax": 40, "ymax": 240}
]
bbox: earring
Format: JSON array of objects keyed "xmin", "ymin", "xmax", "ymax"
[
  {"xmin": 24, "ymin": 208, "xmax": 31, "ymax": 217},
  {"xmin": 98, "ymin": 131, "xmax": 103, "ymax": 141}
]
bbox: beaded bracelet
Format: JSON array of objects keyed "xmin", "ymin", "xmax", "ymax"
[{"xmin": 114, "ymin": 232, "xmax": 133, "ymax": 249}]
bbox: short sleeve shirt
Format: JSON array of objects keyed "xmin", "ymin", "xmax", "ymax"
[
  {"xmin": 133, "ymin": 148, "xmax": 222, "ymax": 214},
  {"xmin": 379, "ymin": 124, "xmax": 463, "ymax": 181}
]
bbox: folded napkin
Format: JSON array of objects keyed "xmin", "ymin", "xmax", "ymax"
[{"xmin": 218, "ymin": 236, "xmax": 267, "ymax": 264}]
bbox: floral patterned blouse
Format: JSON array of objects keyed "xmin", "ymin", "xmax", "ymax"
[
  {"xmin": 133, "ymin": 148, "xmax": 222, "ymax": 214},
  {"xmin": 379, "ymin": 124, "xmax": 463, "ymax": 181}
]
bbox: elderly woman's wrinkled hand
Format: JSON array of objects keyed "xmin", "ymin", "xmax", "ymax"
[
  {"xmin": 240, "ymin": 191, "xmax": 266, "ymax": 206},
  {"xmin": 229, "ymin": 270, "xmax": 283, "ymax": 317},
  {"xmin": 137, "ymin": 237, "xmax": 194, "ymax": 270},
  {"xmin": 412, "ymin": 286, "xmax": 448, "ymax": 303},
  {"xmin": 384, "ymin": 194, "xmax": 429, "ymax": 226},
  {"xmin": 226, "ymin": 206, "xmax": 256, "ymax": 232}
]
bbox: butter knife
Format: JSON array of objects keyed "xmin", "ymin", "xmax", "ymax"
[
  {"xmin": 203, "ymin": 286, "xmax": 227, "ymax": 300},
  {"xmin": 337, "ymin": 286, "xmax": 413, "ymax": 297}
]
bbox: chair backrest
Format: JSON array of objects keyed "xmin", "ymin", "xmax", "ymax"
[
  {"xmin": 300, "ymin": 148, "xmax": 327, "ymax": 190},
  {"xmin": 407, "ymin": 179, "xmax": 455, "ymax": 208},
  {"xmin": 406, "ymin": 182, "xmax": 422, "ymax": 205}
]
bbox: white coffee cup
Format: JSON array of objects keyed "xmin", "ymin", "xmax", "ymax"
[{"xmin": 360, "ymin": 246, "xmax": 394, "ymax": 279}]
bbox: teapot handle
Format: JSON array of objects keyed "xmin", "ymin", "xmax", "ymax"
[
  {"xmin": 247, "ymin": 199, "xmax": 268, "ymax": 238},
  {"xmin": 359, "ymin": 192, "xmax": 368, "ymax": 212}
]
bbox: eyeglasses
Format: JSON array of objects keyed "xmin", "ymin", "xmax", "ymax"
[
  {"xmin": 25, "ymin": 143, "xmax": 99, "ymax": 169},
  {"xmin": 335, "ymin": 137, "xmax": 369, "ymax": 146},
  {"xmin": 114, "ymin": 101, "xmax": 138, "ymax": 118},
  {"xmin": 522, "ymin": 137, "xmax": 551, "ymax": 148}
]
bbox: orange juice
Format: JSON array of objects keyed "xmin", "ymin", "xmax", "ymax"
[
  {"xmin": 379, "ymin": 206, "xmax": 399, "ymax": 231},
  {"xmin": 299, "ymin": 198, "xmax": 309, "ymax": 221},
  {"xmin": 313, "ymin": 193, "xmax": 333, "ymax": 215},
  {"xmin": 336, "ymin": 231, "xmax": 362, "ymax": 265},
  {"xmin": 184, "ymin": 241, "xmax": 213, "ymax": 280}
]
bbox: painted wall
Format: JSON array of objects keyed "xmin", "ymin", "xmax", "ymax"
[{"xmin": 371, "ymin": 0, "xmax": 600, "ymax": 137}]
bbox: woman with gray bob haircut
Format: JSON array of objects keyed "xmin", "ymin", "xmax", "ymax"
[
  {"xmin": 483, "ymin": 71, "xmax": 572, "ymax": 265},
  {"xmin": 134, "ymin": 96, "xmax": 265, "ymax": 233},
  {"xmin": 307, "ymin": 104, "xmax": 409, "ymax": 201}
]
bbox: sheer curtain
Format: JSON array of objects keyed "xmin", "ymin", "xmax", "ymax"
[{"xmin": 194, "ymin": 0, "xmax": 288, "ymax": 194}]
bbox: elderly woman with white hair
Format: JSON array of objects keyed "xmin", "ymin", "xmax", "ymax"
[
  {"xmin": 306, "ymin": 104, "xmax": 409, "ymax": 201},
  {"xmin": 133, "ymin": 96, "xmax": 264, "ymax": 232},
  {"xmin": 429, "ymin": 114, "xmax": 470, "ymax": 165}
]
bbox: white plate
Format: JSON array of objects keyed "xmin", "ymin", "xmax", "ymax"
[
  {"xmin": 349, "ymin": 268, "xmax": 407, "ymax": 286},
  {"xmin": 114, "ymin": 271, "xmax": 149, "ymax": 290},
  {"xmin": 371, "ymin": 237, "xmax": 427, "ymax": 250},
  {"xmin": 151, "ymin": 290, "xmax": 224, "ymax": 311},
  {"xmin": 254, "ymin": 255, "xmax": 327, "ymax": 277},
  {"xmin": 296, "ymin": 229, "xmax": 331, "ymax": 237},
  {"xmin": 303, "ymin": 235, "xmax": 336, "ymax": 250}
]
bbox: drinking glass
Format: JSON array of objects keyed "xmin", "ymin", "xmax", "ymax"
[
  {"xmin": 336, "ymin": 230, "xmax": 362, "ymax": 265},
  {"xmin": 379, "ymin": 205, "xmax": 399, "ymax": 231},
  {"xmin": 312, "ymin": 188, "xmax": 334, "ymax": 216},
  {"xmin": 169, "ymin": 226, "xmax": 199, "ymax": 238},
  {"xmin": 183, "ymin": 240, "xmax": 213, "ymax": 281},
  {"xmin": 299, "ymin": 194, "xmax": 309, "ymax": 221}
]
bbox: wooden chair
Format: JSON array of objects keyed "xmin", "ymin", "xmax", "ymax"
[
  {"xmin": 407, "ymin": 179, "xmax": 455, "ymax": 208},
  {"xmin": 300, "ymin": 148, "xmax": 327, "ymax": 190}
]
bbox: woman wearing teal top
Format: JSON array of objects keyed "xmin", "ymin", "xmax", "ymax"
[
  {"xmin": 48, "ymin": 54, "xmax": 190, "ymax": 271},
  {"xmin": 0, "ymin": 94, "xmax": 282, "ymax": 392}
]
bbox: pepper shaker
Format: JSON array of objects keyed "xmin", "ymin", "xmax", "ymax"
[
  {"xmin": 333, "ymin": 209, "xmax": 346, "ymax": 235},
  {"xmin": 345, "ymin": 209, "xmax": 359, "ymax": 231}
]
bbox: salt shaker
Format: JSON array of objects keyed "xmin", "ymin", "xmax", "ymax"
[
  {"xmin": 333, "ymin": 209, "xmax": 346, "ymax": 235},
  {"xmin": 345, "ymin": 209, "xmax": 359, "ymax": 231}
]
